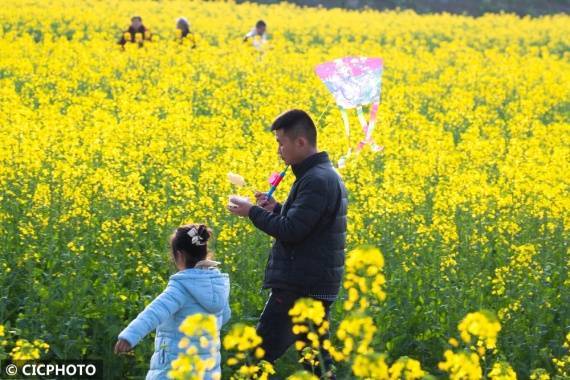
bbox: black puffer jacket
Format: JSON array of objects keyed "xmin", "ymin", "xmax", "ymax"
[{"xmin": 248, "ymin": 152, "xmax": 348, "ymax": 296}]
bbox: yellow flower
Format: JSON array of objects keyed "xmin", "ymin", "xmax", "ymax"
[
  {"xmin": 438, "ymin": 350, "xmax": 482, "ymax": 380},
  {"xmin": 10, "ymin": 339, "xmax": 49, "ymax": 361},
  {"xmin": 255, "ymin": 347, "xmax": 265, "ymax": 359},
  {"xmin": 343, "ymin": 247, "xmax": 386, "ymax": 311},
  {"xmin": 199, "ymin": 336, "xmax": 209, "ymax": 348},
  {"xmin": 336, "ymin": 314, "xmax": 376, "ymax": 356},
  {"xmin": 223, "ymin": 324, "xmax": 262, "ymax": 352},
  {"xmin": 169, "ymin": 353, "xmax": 214, "ymax": 380},
  {"xmin": 489, "ymin": 361, "xmax": 517, "ymax": 380},
  {"xmin": 530, "ymin": 368, "xmax": 550, "ymax": 380},
  {"xmin": 238, "ymin": 364, "xmax": 260, "ymax": 376},
  {"xmin": 458, "ymin": 311, "xmax": 501, "ymax": 351},
  {"xmin": 0, "ymin": 1, "xmax": 568, "ymax": 378},
  {"xmin": 178, "ymin": 337, "xmax": 189, "ymax": 349},
  {"xmin": 292, "ymin": 324, "xmax": 309, "ymax": 335},
  {"xmin": 289, "ymin": 298, "xmax": 326, "ymax": 326},
  {"xmin": 179, "ymin": 314, "xmax": 218, "ymax": 340},
  {"xmin": 352, "ymin": 353, "xmax": 389, "ymax": 379},
  {"xmin": 389, "ymin": 356, "xmax": 426, "ymax": 380}
]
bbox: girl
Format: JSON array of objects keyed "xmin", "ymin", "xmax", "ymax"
[{"xmin": 115, "ymin": 224, "xmax": 230, "ymax": 380}]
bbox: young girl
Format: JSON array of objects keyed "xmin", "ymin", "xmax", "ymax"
[{"xmin": 115, "ymin": 224, "xmax": 231, "ymax": 380}]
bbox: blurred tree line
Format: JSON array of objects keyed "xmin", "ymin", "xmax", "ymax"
[{"xmin": 238, "ymin": 0, "xmax": 569, "ymax": 16}]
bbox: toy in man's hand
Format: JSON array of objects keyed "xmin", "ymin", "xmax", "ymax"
[
  {"xmin": 266, "ymin": 166, "xmax": 289, "ymax": 200},
  {"xmin": 227, "ymin": 167, "xmax": 288, "ymax": 210}
]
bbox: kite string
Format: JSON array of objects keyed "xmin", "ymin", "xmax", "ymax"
[{"xmin": 315, "ymin": 98, "xmax": 334, "ymax": 128}]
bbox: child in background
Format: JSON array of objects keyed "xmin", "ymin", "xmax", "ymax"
[{"xmin": 115, "ymin": 224, "xmax": 231, "ymax": 380}]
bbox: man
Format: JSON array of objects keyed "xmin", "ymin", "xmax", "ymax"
[{"xmin": 228, "ymin": 109, "xmax": 347, "ymax": 378}]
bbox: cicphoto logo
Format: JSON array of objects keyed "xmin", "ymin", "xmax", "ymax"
[{"xmin": 2, "ymin": 360, "xmax": 102, "ymax": 379}]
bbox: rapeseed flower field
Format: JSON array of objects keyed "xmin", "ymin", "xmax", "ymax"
[{"xmin": 0, "ymin": 0, "xmax": 568, "ymax": 378}]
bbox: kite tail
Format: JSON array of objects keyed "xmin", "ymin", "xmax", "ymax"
[
  {"xmin": 356, "ymin": 106, "xmax": 368, "ymax": 132},
  {"xmin": 340, "ymin": 107, "xmax": 350, "ymax": 138},
  {"xmin": 367, "ymin": 102, "xmax": 382, "ymax": 152},
  {"xmin": 366, "ymin": 102, "xmax": 379, "ymax": 142},
  {"xmin": 338, "ymin": 108, "xmax": 352, "ymax": 168}
]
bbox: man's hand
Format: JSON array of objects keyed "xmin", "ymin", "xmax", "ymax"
[
  {"xmin": 114, "ymin": 338, "xmax": 132, "ymax": 354},
  {"xmin": 255, "ymin": 191, "xmax": 277, "ymax": 212},
  {"xmin": 227, "ymin": 195, "xmax": 253, "ymax": 217}
]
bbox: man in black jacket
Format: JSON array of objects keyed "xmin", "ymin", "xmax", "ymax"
[{"xmin": 228, "ymin": 109, "xmax": 347, "ymax": 378}]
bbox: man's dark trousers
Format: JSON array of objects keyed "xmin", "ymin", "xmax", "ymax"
[{"xmin": 256, "ymin": 289, "xmax": 335, "ymax": 378}]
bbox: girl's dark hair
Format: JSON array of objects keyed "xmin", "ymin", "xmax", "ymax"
[{"xmin": 170, "ymin": 224, "xmax": 212, "ymax": 268}]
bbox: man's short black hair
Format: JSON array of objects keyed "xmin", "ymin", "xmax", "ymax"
[
  {"xmin": 256, "ymin": 20, "xmax": 266, "ymax": 28},
  {"xmin": 131, "ymin": 16, "xmax": 142, "ymax": 22},
  {"xmin": 271, "ymin": 109, "xmax": 317, "ymax": 147}
]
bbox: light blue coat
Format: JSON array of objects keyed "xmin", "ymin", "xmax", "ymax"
[{"xmin": 119, "ymin": 268, "xmax": 231, "ymax": 380}]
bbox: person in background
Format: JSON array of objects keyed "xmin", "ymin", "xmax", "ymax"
[
  {"xmin": 243, "ymin": 20, "xmax": 267, "ymax": 49},
  {"xmin": 176, "ymin": 17, "xmax": 196, "ymax": 48},
  {"xmin": 118, "ymin": 16, "xmax": 151, "ymax": 48}
]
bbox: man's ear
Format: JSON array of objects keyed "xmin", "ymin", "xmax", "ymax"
[{"xmin": 296, "ymin": 136, "xmax": 307, "ymax": 148}]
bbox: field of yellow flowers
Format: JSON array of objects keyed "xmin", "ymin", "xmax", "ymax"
[{"xmin": 0, "ymin": 0, "xmax": 569, "ymax": 378}]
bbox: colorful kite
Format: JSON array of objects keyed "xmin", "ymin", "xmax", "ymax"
[{"xmin": 315, "ymin": 57, "xmax": 384, "ymax": 167}]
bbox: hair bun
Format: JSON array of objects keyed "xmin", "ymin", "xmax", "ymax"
[{"xmin": 197, "ymin": 225, "xmax": 210, "ymax": 242}]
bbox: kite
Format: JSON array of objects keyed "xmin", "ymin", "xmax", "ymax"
[{"xmin": 315, "ymin": 57, "xmax": 384, "ymax": 167}]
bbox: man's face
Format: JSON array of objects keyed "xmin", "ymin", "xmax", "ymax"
[
  {"xmin": 131, "ymin": 19, "xmax": 142, "ymax": 29},
  {"xmin": 275, "ymin": 129, "xmax": 299, "ymax": 165},
  {"xmin": 256, "ymin": 25, "xmax": 266, "ymax": 35}
]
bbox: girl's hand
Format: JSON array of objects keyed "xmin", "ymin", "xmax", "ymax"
[{"xmin": 114, "ymin": 338, "xmax": 132, "ymax": 354}]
